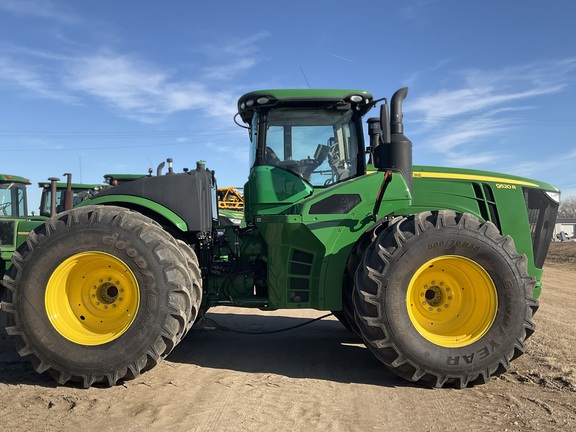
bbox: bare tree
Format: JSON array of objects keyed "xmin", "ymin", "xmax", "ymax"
[{"xmin": 558, "ymin": 196, "xmax": 576, "ymax": 218}]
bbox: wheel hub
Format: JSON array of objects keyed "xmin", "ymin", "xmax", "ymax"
[
  {"xmin": 407, "ymin": 255, "xmax": 498, "ymax": 348},
  {"xmin": 45, "ymin": 251, "xmax": 140, "ymax": 346},
  {"xmin": 421, "ymin": 282, "xmax": 453, "ymax": 311}
]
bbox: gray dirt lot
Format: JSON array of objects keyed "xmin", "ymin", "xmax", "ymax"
[{"xmin": 0, "ymin": 242, "xmax": 575, "ymax": 431}]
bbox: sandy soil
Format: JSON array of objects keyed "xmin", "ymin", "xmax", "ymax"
[{"xmin": 1, "ymin": 243, "xmax": 575, "ymax": 432}]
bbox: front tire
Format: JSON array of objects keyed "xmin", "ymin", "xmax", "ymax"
[
  {"xmin": 353, "ymin": 210, "xmax": 537, "ymax": 388},
  {"xmin": 2, "ymin": 205, "xmax": 195, "ymax": 387}
]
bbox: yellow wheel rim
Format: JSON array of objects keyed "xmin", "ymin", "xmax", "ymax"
[
  {"xmin": 45, "ymin": 251, "xmax": 140, "ymax": 346},
  {"xmin": 407, "ymin": 255, "xmax": 497, "ymax": 348}
]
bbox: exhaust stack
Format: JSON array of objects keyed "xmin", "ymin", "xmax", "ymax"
[
  {"xmin": 374, "ymin": 87, "xmax": 413, "ymax": 193},
  {"xmin": 48, "ymin": 177, "xmax": 60, "ymax": 217},
  {"xmin": 63, "ymin": 173, "xmax": 73, "ymax": 211}
]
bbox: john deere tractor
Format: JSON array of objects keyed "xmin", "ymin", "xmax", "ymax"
[
  {"xmin": 38, "ymin": 173, "xmax": 103, "ymax": 217},
  {"xmin": 1, "ymin": 174, "xmax": 101, "ymax": 296},
  {"xmin": 0, "ymin": 174, "xmax": 39, "ymax": 284},
  {"xmin": 1, "ymin": 87, "xmax": 559, "ymax": 389}
]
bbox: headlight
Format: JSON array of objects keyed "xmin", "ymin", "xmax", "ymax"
[{"xmin": 545, "ymin": 191, "xmax": 560, "ymax": 203}]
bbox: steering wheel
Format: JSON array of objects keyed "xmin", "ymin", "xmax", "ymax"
[{"xmin": 0, "ymin": 202, "xmax": 11, "ymax": 216}]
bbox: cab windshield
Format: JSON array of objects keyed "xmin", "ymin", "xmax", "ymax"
[
  {"xmin": 0, "ymin": 182, "xmax": 26, "ymax": 217},
  {"xmin": 263, "ymin": 108, "xmax": 359, "ymax": 187}
]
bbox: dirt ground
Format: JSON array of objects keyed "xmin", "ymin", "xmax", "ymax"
[{"xmin": 1, "ymin": 243, "xmax": 575, "ymax": 432}]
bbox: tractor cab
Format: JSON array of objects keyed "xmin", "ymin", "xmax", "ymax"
[
  {"xmin": 1, "ymin": 175, "xmax": 32, "ymax": 282},
  {"xmin": 238, "ymin": 89, "xmax": 374, "ymax": 188},
  {"xmin": 237, "ymin": 89, "xmax": 380, "ymax": 220},
  {"xmin": 0, "ymin": 174, "xmax": 30, "ymax": 219},
  {"xmin": 239, "ymin": 90, "xmax": 373, "ymax": 183},
  {"xmin": 38, "ymin": 175, "xmax": 103, "ymax": 217},
  {"xmin": 38, "ymin": 184, "xmax": 101, "ymax": 217}
]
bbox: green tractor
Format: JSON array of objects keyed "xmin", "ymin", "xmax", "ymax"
[
  {"xmin": 38, "ymin": 173, "xmax": 104, "ymax": 217},
  {"xmin": 0, "ymin": 174, "xmax": 42, "ymax": 284},
  {"xmin": 1, "ymin": 87, "xmax": 559, "ymax": 389},
  {"xmin": 1, "ymin": 174, "xmax": 102, "ymax": 292}
]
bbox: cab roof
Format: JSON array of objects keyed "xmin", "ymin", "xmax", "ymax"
[
  {"xmin": 237, "ymin": 89, "xmax": 374, "ymax": 124},
  {"xmin": 0, "ymin": 174, "xmax": 31, "ymax": 184}
]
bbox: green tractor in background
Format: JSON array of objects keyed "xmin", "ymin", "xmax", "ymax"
[
  {"xmin": 38, "ymin": 173, "xmax": 103, "ymax": 217},
  {"xmin": 0, "ymin": 174, "xmax": 41, "ymax": 284},
  {"xmin": 1, "ymin": 174, "xmax": 102, "ymax": 290},
  {"xmin": 2, "ymin": 87, "xmax": 559, "ymax": 389}
]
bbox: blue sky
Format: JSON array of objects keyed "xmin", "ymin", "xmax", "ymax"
[{"xmin": 1, "ymin": 0, "xmax": 575, "ymax": 213}]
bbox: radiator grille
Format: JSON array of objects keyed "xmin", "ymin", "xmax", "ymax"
[{"xmin": 523, "ymin": 188, "xmax": 558, "ymax": 269}]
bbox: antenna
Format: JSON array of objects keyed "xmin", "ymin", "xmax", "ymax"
[{"xmin": 300, "ymin": 66, "xmax": 311, "ymax": 88}]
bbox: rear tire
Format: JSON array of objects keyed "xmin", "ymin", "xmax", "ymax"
[
  {"xmin": 175, "ymin": 239, "xmax": 203, "ymax": 335},
  {"xmin": 2, "ymin": 205, "xmax": 193, "ymax": 388},
  {"xmin": 353, "ymin": 210, "xmax": 537, "ymax": 388}
]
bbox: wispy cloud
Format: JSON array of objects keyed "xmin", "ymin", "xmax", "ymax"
[
  {"xmin": 222, "ymin": 32, "xmax": 270, "ymax": 56},
  {"xmin": 0, "ymin": 29, "xmax": 267, "ymax": 123},
  {"xmin": 399, "ymin": 0, "xmax": 438, "ymax": 20},
  {"xmin": 65, "ymin": 52, "xmax": 238, "ymax": 123},
  {"xmin": 0, "ymin": 0, "xmax": 79, "ymax": 24},
  {"xmin": 203, "ymin": 58, "xmax": 256, "ymax": 81},
  {"xmin": 198, "ymin": 31, "xmax": 270, "ymax": 81},
  {"xmin": 0, "ymin": 56, "xmax": 77, "ymax": 103},
  {"xmin": 328, "ymin": 53, "xmax": 354, "ymax": 63},
  {"xmin": 444, "ymin": 151, "xmax": 500, "ymax": 167},
  {"xmin": 408, "ymin": 59, "xmax": 576, "ymax": 166}
]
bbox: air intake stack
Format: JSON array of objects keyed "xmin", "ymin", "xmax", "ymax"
[{"xmin": 373, "ymin": 87, "xmax": 413, "ymax": 193}]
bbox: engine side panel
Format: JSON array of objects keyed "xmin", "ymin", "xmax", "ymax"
[{"xmin": 92, "ymin": 170, "xmax": 215, "ymax": 233}]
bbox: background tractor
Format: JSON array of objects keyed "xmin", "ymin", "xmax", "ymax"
[
  {"xmin": 0, "ymin": 174, "xmax": 39, "ymax": 285},
  {"xmin": 38, "ymin": 173, "xmax": 103, "ymax": 217},
  {"xmin": 1, "ymin": 174, "xmax": 100, "ymax": 294},
  {"xmin": 1, "ymin": 87, "xmax": 560, "ymax": 389}
]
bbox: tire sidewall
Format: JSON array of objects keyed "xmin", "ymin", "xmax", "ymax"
[
  {"xmin": 13, "ymin": 209, "xmax": 186, "ymax": 373},
  {"xmin": 371, "ymin": 226, "xmax": 530, "ymax": 375}
]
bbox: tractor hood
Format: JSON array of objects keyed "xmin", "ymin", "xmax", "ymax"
[{"xmin": 413, "ymin": 165, "xmax": 559, "ymax": 194}]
